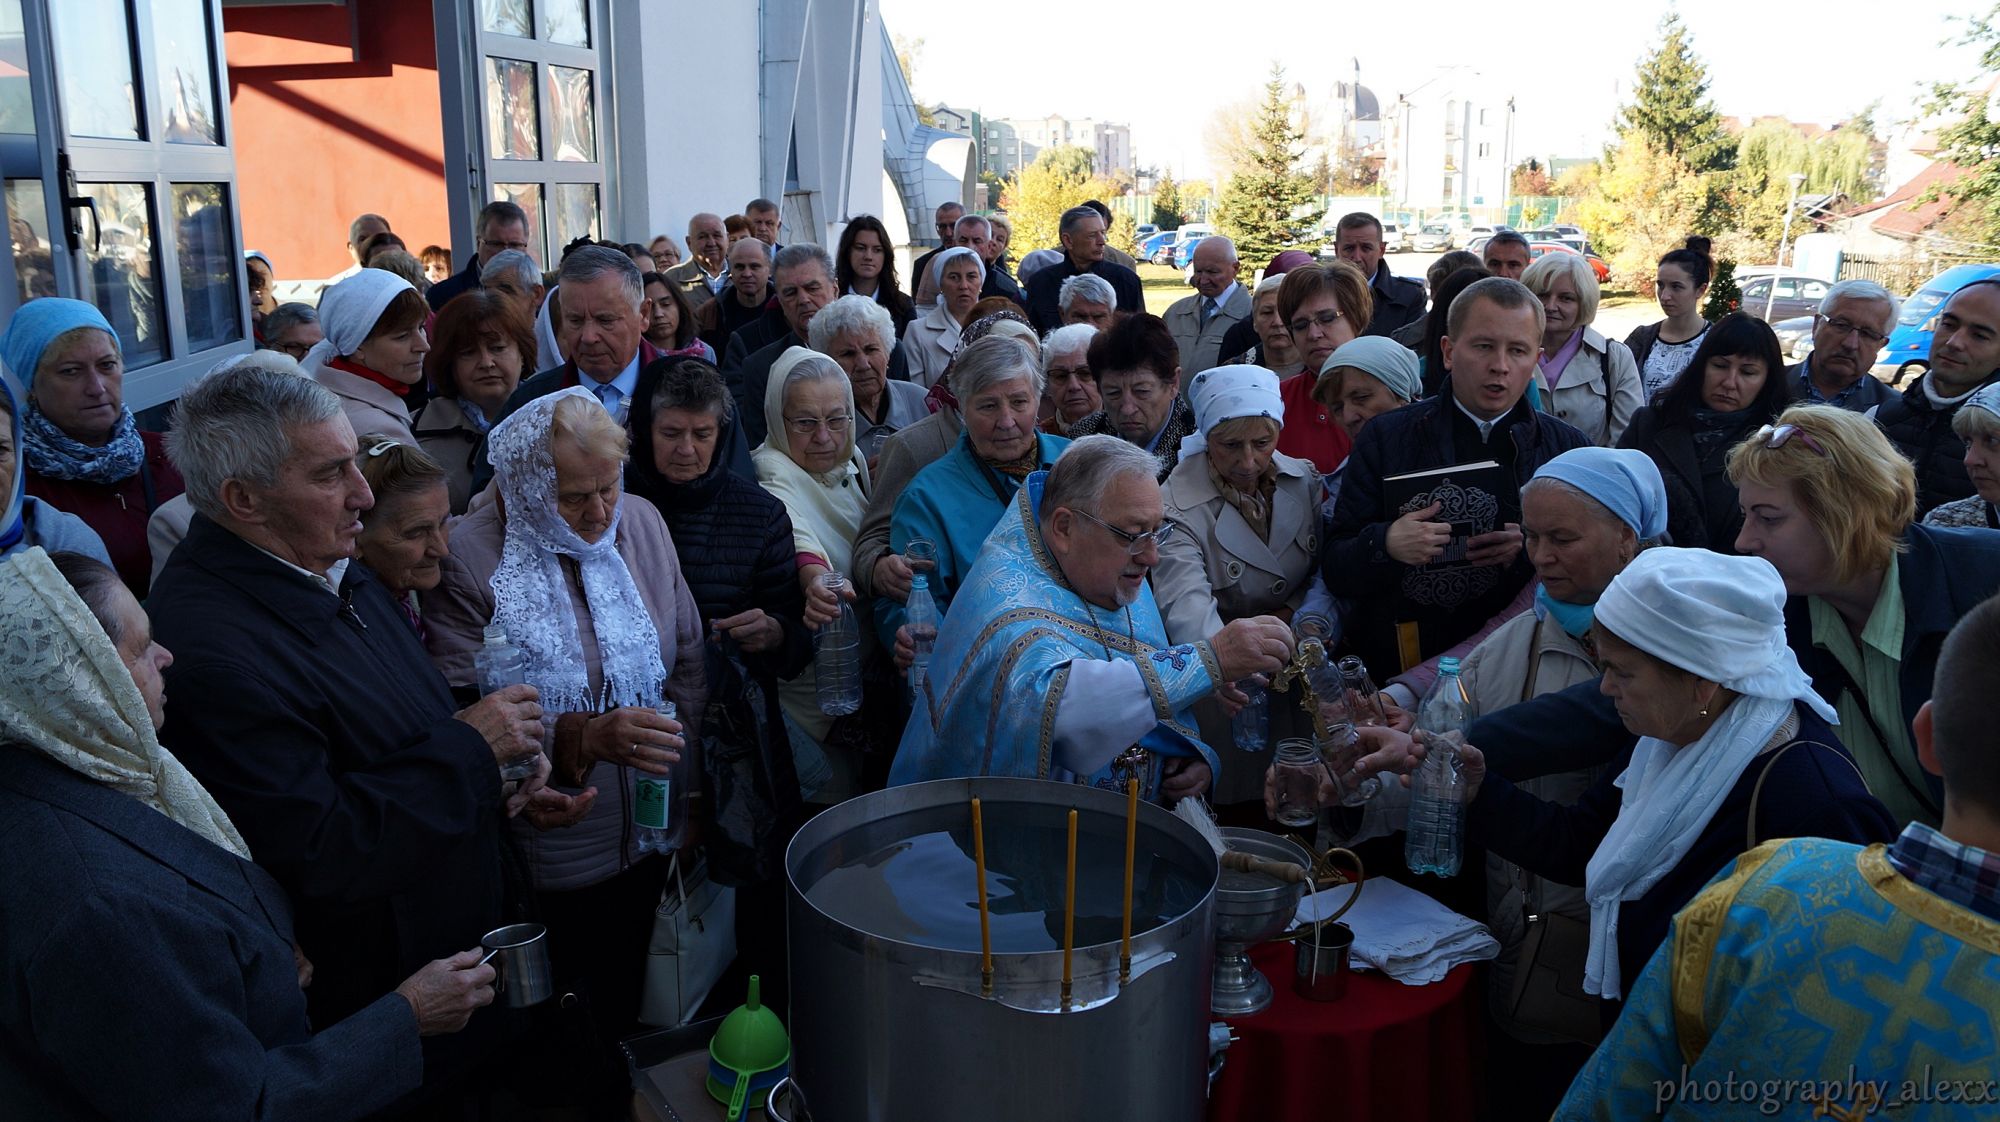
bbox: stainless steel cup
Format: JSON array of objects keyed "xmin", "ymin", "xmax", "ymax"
[
  {"xmin": 1292, "ymin": 921, "xmax": 1354, "ymax": 1001},
  {"xmin": 479, "ymin": 922, "xmax": 553, "ymax": 1007}
]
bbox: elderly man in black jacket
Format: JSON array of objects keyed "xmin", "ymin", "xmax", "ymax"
[
  {"xmin": 1326, "ymin": 277, "xmax": 1589, "ymax": 682},
  {"xmin": 1023, "ymin": 206, "xmax": 1145, "ymax": 332},
  {"xmin": 149, "ymin": 363, "xmax": 582, "ymax": 1111}
]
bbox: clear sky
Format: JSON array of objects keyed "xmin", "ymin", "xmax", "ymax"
[{"xmin": 879, "ymin": 0, "xmax": 1987, "ymax": 180}]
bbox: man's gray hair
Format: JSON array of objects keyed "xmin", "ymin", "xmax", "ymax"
[
  {"xmin": 558, "ymin": 245, "xmax": 643, "ymax": 308},
  {"xmin": 261, "ymin": 301, "xmax": 319, "ymax": 341},
  {"xmin": 1059, "ymin": 273, "xmax": 1116, "ymax": 313},
  {"xmin": 1446, "ymin": 276, "xmax": 1546, "ymax": 339},
  {"xmin": 481, "ymin": 248, "xmax": 541, "ymax": 290},
  {"xmin": 954, "ymin": 335, "xmax": 1044, "ymax": 402},
  {"xmin": 1485, "ymin": 229, "xmax": 1531, "ymax": 256},
  {"xmin": 1041, "ymin": 323, "xmax": 1097, "ymax": 370},
  {"xmin": 808, "ymin": 294, "xmax": 895, "ymax": 353},
  {"xmin": 1043, "ymin": 434, "xmax": 1158, "ymax": 520},
  {"xmin": 1059, "ymin": 206, "xmax": 1103, "ymax": 236},
  {"xmin": 954, "ymin": 214, "xmax": 992, "ymax": 238},
  {"xmin": 168, "ymin": 362, "xmax": 343, "ymax": 521},
  {"xmin": 348, "ymin": 213, "xmax": 389, "ymax": 244},
  {"xmin": 773, "ymin": 242, "xmax": 836, "ymax": 282},
  {"xmin": 1820, "ymin": 278, "xmax": 1901, "ymax": 332}
]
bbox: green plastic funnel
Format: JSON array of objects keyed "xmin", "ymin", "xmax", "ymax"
[{"xmin": 706, "ymin": 975, "xmax": 791, "ymax": 1120}]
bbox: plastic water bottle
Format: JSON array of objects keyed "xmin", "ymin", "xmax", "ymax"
[
  {"xmin": 1406, "ymin": 657, "xmax": 1471, "ymax": 877},
  {"xmin": 1230, "ymin": 679, "xmax": 1268, "ymax": 751},
  {"xmin": 905, "ymin": 574, "xmax": 940, "ymax": 696},
  {"xmin": 475, "ymin": 623, "xmax": 540, "ymax": 781},
  {"xmin": 633, "ymin": 701, "xmax": 684, "ymax": 856},
  {"xmin": 475, "ymin": 621, "xmax": 526, "ymax": 694},
  {"xmin": 814, "ymin": 572, "xmax": 862, "ymax": 716}
]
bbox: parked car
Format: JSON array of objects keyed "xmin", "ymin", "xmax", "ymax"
[
  {"xmin": 1464, "ymin": 235, "xmax": 1492, "ymax": 257},
  {"xmin": 1528, "ymin": 242, "xmax": 1610, "ymax": 283},
  {"xmin": 1138, "ymin": 230, "xmax": 1178, "ymax": 265},
  {"xmin": 1771, "ymin": 315, "xmax": 1816, "ymax": 361},
  {"xmin": 1872, "ymin": 262, "xmax": 2000, "ymax": 386},
  {"xmin": 1135, "ymin": 223, "xmax": 1159, "ymax": 244},
  {"xmin": 1737, "ymin": 273, "xmax": 1833, "ymax": 324},
  {"xmin": 1411, "ymin": 222, "xmax": 1455, "ymax": 252},
  {"xmin": 1382, "ymin": 221, "xmax": 1408, "ymax": 253},
  {"xmin": 1466, "ymin": 224, "xmax": 1500, "ymax": 245},
  {"xmin": 1524, "ymin": 227, "xmax": 1588, "ymax": 254},
  {"xmin": 1173, "ymin": 232, "xmax": 1210, "ymax": 270}
]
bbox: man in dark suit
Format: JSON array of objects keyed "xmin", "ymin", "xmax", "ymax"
[
  {"xmin": 147, "ymin": 364, "xmax": 581, "ymax": 1109},
  {"xmin": 1024, "ymin": 206, "xmax": 1145, "ymax": 332},
  {"xmin": 725, "ymin": 244, "xmax": 837, "ymax": 446},
  {"xmin": 1331, "ymin": 211, "xmax": 1426, "ymax": 338},
  {"xmin": 695, "ymin": 236, "xmax": 776, "ymax": 355},
  {"xmin": 1877, "ymin": 279, "xmax": 2000, "ymax": 514},
  {"xmin": 425, "ymin": 200, "xmax": 534, "ymax": 312},
  {"xmin": 1787, "ymin": 279, "xmax": 1898, "ymax": 414},
  {"xmin": 907, "ymin": 201, "xmax": 964, "ymax": 305}
]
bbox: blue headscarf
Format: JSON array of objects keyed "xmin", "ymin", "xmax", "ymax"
[
  {"xmin": 1532, "ymin": 447, "xmax": 1668, "ymax": 541},
  {"xmin": 1, "ymin": 364, "xmax": 22, "ymax": 554},
  {"xmin": 0, "ymin": 298, "xmax": 114, "ymax": 395},
  {"xmin": 1529, "ymin": 447, "xmax": 1670, "ymax": 637}
]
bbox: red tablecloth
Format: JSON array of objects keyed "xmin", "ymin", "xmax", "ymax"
[{"xmin": 1207, "ymin": 941, "xmax": 1482, "ymax": 1122}]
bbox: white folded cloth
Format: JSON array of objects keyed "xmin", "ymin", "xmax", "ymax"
[{"xmin": 1294, "ymin": 875, "xmax": 1498, "ymax": 985}]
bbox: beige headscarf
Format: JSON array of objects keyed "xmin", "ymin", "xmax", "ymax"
[{"xmin": 0, "ymin": 547, "xmax": 250, "ymax": 858}]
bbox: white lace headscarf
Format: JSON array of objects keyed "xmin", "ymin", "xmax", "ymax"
[
  {"xmin": 486, "ymin": 387, "xmax": 666, "ymax": 715},
  {"xmin": 0, "ymin": 547, "xmax": 250, "ymax": 858}
]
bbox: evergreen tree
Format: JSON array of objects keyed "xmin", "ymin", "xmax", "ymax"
[
  {"xmin": 1619, "ymin": 14, "xmax": 1734, "ymax": 173},
  {"xmin": 1153, "ymin": 169, "xmax": 1185, "ymax": 230},
  {"xmin": 1215, "ymin": 65, "xmax": 1317, "ymax": 265}
]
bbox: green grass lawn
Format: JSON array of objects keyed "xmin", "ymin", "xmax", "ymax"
[{"xmin": 1137, "ymin": 263, "xmax": 1192, "ymax": 317}]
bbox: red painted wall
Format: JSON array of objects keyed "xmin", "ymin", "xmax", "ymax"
[{"xmin": 223, "ymin": 0, "xmax": 450, "ymax": 283}]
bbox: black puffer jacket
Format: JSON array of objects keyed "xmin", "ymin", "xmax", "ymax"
[
  {"xmin": 626, "ymin": 374, "xmax": 811, "ymax": 686},
  {"xmin": 1875, "ymin": 371, "xmax": 2000, "ymax": 516}
]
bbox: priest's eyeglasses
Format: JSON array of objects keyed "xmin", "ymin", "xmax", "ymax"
[{"xmin": 1071, "ymin": 507, "xmax": 1178, "ymax": 556}]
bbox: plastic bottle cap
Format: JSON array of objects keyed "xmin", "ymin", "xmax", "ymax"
[
  {"xmin": 911, "ymin": 574, "xmax": 928, "ymax": 590},
  {"xmin": 1438, "ymin": 656, "xmax": 1461, "ymax": 675}
]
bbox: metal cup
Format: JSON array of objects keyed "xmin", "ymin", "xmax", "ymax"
[
  {"xmin": 1292, "ymin": 921, "xmax": 1354, "ymax": 1001},
  {"xmin": 478, "ymin": 922, "xmax": 553, "ymax": 1008}
]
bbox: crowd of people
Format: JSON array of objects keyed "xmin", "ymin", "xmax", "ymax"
[{"xmin": 2, "ymin": 194, "xmax": 1999, "ymax": 1121}]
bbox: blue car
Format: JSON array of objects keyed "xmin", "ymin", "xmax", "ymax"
[
  {"xmin": 1173, "ymin": 233, "xmax": 1209, "ymax": 270},
  {"xmin": 1873, "ymin": 262, "xmax": 2000, "ymax": 386},
  {"xmin": 1138, "ymin": 230, "xmax": 1178, "ymax": 265}
]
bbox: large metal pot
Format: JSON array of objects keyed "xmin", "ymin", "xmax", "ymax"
[{"xmin": 786, "ymin": 777, "xmax": 1218, "ymax": 1122}]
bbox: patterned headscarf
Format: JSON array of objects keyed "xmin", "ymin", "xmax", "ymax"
[
  {"xmin": 0, "ymin": 546, "xmax": 250, "ymax": 858},
  {"xmin": 486, "ymin": 387, "xmax": 666, "ymax": 715}
]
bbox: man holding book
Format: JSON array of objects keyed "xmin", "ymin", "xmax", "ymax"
[{"xmin": 1324, "ymin": 277, "xmax": 1591, "ymax": 686}]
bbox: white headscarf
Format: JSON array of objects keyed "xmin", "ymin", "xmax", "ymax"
[
  {"xmin": 1579, "ymin": 548, "xmax": 1838, "ymax": 998},
  {"xmin": 752, "ymin": 347, "xmax": 870, "ymax": 573},
  {"xmin": 930, "ymin": 245, "xmax": 985, "ymax": 290},
  {"xmin": 534, "ymin": 283, "xmax": 565, "ymax": 373},
  {"xmin": 486, "ymin": 387, "xmax": 666, "ymax": 716},
  {"xmin": 302, "ymin": 267, "xmax": 417, "ymax": 373},
  {"xmin": 0, "ymin": 547, "xmax": 250, "ymax": 858},
  {"xmin": 1178, "ymin": 364, "xmax": 1285, "ymax": 462}
]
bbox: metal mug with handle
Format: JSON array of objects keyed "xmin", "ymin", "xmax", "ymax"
[{"xmin": 478, "ymin": 922, "xmax": 553, "ymax": 1008}]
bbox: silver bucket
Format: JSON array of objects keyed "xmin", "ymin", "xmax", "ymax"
[{"xmin": 786, "ymin": 777, "xmax": 1218, "ymax": 1122}]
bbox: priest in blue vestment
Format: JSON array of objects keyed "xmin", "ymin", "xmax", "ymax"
[{"xmin": 890, "ymin": 435, "xmax": 1295, "ymax": 801}]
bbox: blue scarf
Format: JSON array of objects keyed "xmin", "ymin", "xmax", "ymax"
[
  {"xmin": 21, "ymin": 402, "xmax": 146, "ymax": 485},
  {"xmin": 1535, "ymin": 584, "xmax": 1596, "ymax": 639}
]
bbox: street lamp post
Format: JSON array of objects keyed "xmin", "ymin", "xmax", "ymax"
[{"xmin": 1765, "ymin": 171, "xmax": 1808, "ymax": 321}]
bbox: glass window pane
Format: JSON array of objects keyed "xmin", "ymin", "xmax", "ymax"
[
  {"xmin": 76, "ymin": 182, "xmax": 162, "ymax": 367},
  {"xmin": 492, "ymin": 183, "xmax": 544, "ymax": 264},
  {"xmin": 541, "ymin": 0, "xmax": 589, "ymax": 47},
  {"xmin": 546, "ymin": 65, "xmax": 595, "ymax": 163},
  {"xmin": 485, "ymin": 58, "xmax": 539, "ymax": 161},
  {"xmin": 481, "ymin": 0, "xmax": 530, "ymax": 37},
  {"xmin": 51, "ymin": 0, "xmax": 140, "ymax": 140},
  {"xmin": 0, "ymin": 0, "xmax": 32, "ymax": 134},
  {"xmin": 153, "ymin": 0, "xmax": 220, "ymax": 144},
  {"xmin": 551, "ymin": 183, "xmax": 598, "ymax": 252},
  {"xmin": 171, "ymin": 183, "xmax": 240, "ymax": 351},
  {"xmin": 6, "ymin": 178, "xmax": 54, "ymax": 303}
]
